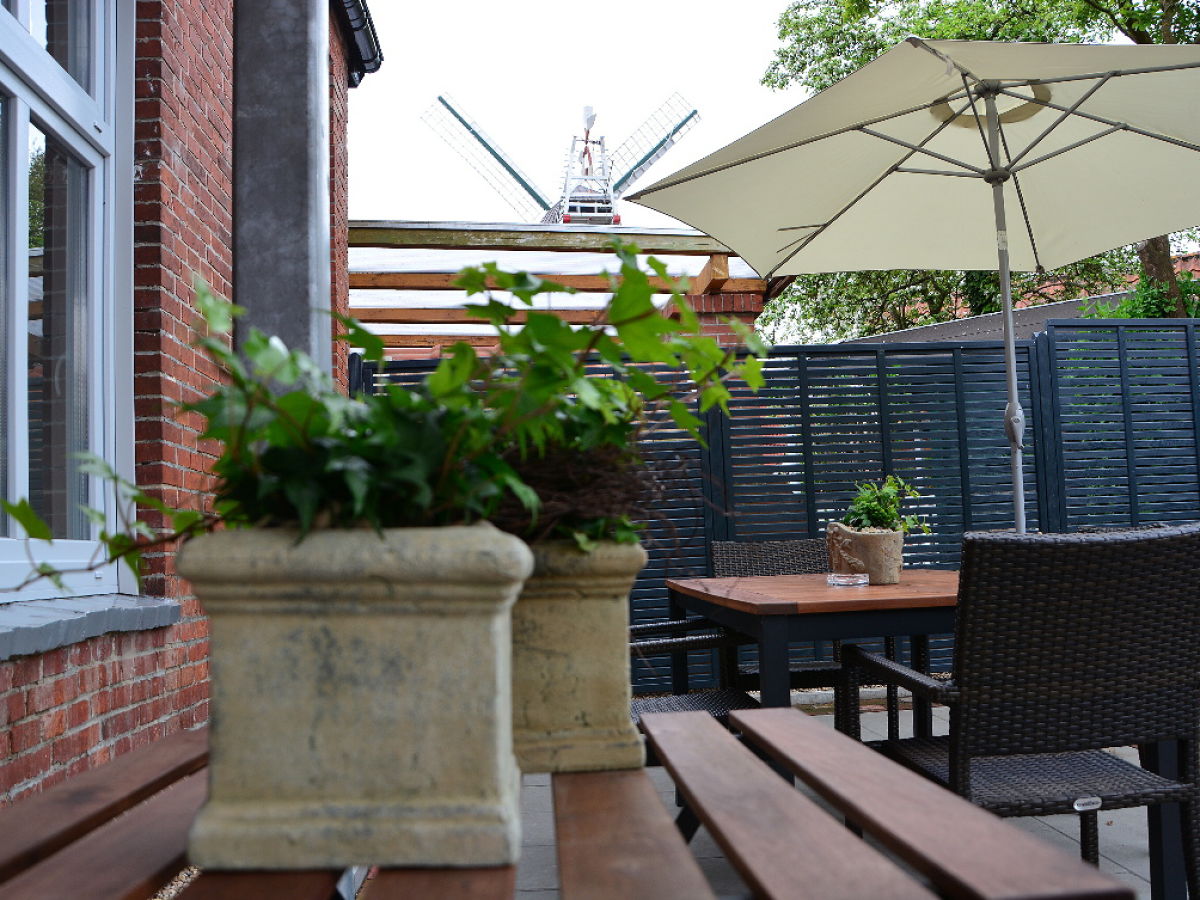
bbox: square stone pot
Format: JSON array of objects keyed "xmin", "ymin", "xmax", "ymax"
[
  {"xmin": 177, "ymin": 522, "xmax": 532, "ymax": 869},
  {"xmin": 827, "ymin": 521, "xmax": 904, "ymax": 584},
  {"xmin": 511, "ymin": 540, "xmax": 646, "ymax": 773}
]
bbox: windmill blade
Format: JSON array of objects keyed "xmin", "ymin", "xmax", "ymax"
[
  {"xmin": 610, "ymin": 93, "xmax": 700, "ymax": 198},
  {"xmin": 422, "ymin": 95, "xmax": 553, "ymax": 221}
]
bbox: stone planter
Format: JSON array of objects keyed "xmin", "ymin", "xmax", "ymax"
[
  {"xmin": 511, "ymin": 541, "xmax": 646, "ymax": 773},
  {"xmin": 178, "ymin": 522, "xmax": 532, "ymax": 869},
  {"xmin": 826, "ymin": 521, "xmax": 904, "ymax": 585}
]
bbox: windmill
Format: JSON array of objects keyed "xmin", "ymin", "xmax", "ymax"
[{"xmin": 423, "ymin": 93, "xmax": 699, "ymax": 225}]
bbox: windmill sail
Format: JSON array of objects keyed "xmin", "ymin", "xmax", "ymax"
[
  {"xmin": 422, "ymin": 95, "xmax": 553, "ymax": 222},
  {"xmin": 610, "ymin": 94, "xmax": 700, "ymax": 198},
  {"xmin": 422, "ymin": 93, "xmax": 698, "ymax": 225}
]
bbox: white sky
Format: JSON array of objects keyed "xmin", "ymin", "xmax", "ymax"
[{"xmin": 347, "ymin": 0, "xmax": 806, "ymax": 229}]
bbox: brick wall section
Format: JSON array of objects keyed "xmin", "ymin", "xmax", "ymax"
[
  {"xmin": 0, "ymin": 630, "xmax": 208, "ymax": 801},
  {"xmin": 330, "ymin": 19, "xmax": 351, "ymax": 390},
  {"xmin": 0, "ymin": 8, "xmax": 362, "ymax": 806},
  {"xmin": 683, "ymin": 292, "xmax": 764, "ymax": 346}
]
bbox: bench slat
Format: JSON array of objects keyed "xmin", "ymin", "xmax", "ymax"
[
  {"xmin": 1, "ymin": 771, "xmax": 205, "ymax": 900},
  {"xmin": 0, "ymin": 726, "xmax": 208, "ymax": 884},
  {"xmin": 553, "ymin": 769, "xmax": 714, "ymax": 900},
  {"xmin": 640, "ymin": 711, "xmax": 935, "ymax": 900},
  {"xmin": 732, "ymin": 708, "xmax": 1134, "ymax": 900},
  {"xmin": 363, "ymin": 866, "xmax": 516, "ymax": 899},
  {"xmin": 183, "ymin": 870, "xmax": 342, "ymax": 900}
]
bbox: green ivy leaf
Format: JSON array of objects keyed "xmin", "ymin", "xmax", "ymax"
[
  {"xmin": 333, "ymin": 312, "xmax": 385, "ymax": 363},
  {"xmin": 3, "ymin": 498, "xmax": 53, "ymax": 541}
]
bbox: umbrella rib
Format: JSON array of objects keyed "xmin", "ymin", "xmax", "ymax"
[
  {"xmin": 1009, "ymin": 125, "xmax": 1124, "ymax": 173},
  {"xmin": 769, "ymin": 105, "xmax": 968, "ymax": 275},
  {"xmin": 858, "ymin": 128, "xmax": 986, "ymax": 173},
  {"xmin": 625, "ymin": 98, "xmax": 956, "ymax": 198},
  {"xmin": 1005, "ymin": 94, "xmax": 1200, "ymax": 156},
  {"xmin": 894, "ymin": 167, "xmax": 980, "ymax": 178},
  {"xmin": 1003, "ymin": 75, "xmax": 1112, "ymax": 168},
  {"xmin": 998, "ymin": 125, "xmax": 1045, "ymax": 274},
  {"xmin": 1005, "ymin": 58, "xmax": 1200, "ymax": 89}
]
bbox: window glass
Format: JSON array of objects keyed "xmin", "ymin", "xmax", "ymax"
[
  {"xmin": 29, "ymin": 0, "xmax": 91, "ymax": 91},
  {"xmin": 27, "ymin": 123, "xmax": 89, "ymax": 539}
]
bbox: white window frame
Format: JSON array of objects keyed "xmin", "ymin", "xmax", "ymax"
[{"xmin": 0, "ymin": 0, "xmax": 134, "ymax": 600}]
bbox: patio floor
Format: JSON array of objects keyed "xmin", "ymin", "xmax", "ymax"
[{"xmin": 514, "ymin": 697, "xmax": 1154, "ymax": 898}]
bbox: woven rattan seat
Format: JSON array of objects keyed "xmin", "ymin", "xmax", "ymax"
[
  {"xmin": 631, "ymin": 688, "xmax": 760, "ymax": 725},
  {"xmin": 845, "ymin": 523, "xmax": 1200, "ymax": 884},
  {"xmin": 884, "ymin": 736, "xmax": 1192, "ymax": 817}
]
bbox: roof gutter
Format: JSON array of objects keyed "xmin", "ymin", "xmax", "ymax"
[{"xmin": 333, "ymin": 0, "xmax": 382, "ymax": 87}]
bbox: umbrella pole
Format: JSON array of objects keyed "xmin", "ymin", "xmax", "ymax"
[{"xmin": 984, "ymin": 90, "xmax": 1027, "ymax": 534}]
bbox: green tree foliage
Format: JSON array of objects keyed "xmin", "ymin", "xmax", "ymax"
[
  {"xmin": 758, "ymin": 0, "xmax": 1197, "ymax": 341},
  {"xmin": 28, "ymin": 147, "xmax": 44, "ymax": 249}
]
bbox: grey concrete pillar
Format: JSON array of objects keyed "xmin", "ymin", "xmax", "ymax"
[{"xmin": 233, "ymin": 0, "xmax": 332, "ymax": 372}]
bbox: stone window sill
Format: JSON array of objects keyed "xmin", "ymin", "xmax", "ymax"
[{"xmin": 0, "ymin": 595, "xmax": 181, "ymax": 661}]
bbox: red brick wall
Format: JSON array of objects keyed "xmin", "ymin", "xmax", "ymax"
[
  {"xmin": 0, "ymin": 630, "xmax": 208, "ymax": 801},
  {"xmin": 330, "ymin": 18, "xmax": 351, "ymax": 390},
  {"xmin": 683, "ymin": 292, "xmax": 764, "ymax": 346},
  {"xmin": 1, "ymin": 5, "xmax": 358, "ymax": 805}
]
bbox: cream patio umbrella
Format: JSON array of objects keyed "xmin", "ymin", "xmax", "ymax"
[{"xmin": 628, "ymin": 38, "xmax": 1200, "ymax": 532}]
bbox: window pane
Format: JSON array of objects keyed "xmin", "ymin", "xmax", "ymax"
[
  {"xmin": 29, "ymin": 0, "xmax": 91, "ymax": 91},
  {"xmin": 27, "ymin": 124, "xmax": 88, "ymax": 539}
]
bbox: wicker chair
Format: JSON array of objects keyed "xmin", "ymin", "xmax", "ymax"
[
  {"xmin": 843, "ymin": 524, "xmax": 1200, "ymax": 883},
  {"xmin": 710, "ymin": 538, "xmax": 842, "ymax": 691},
  {"xmin": 629, "ymin": 616, "xmax": 760, "ymax": 768}
]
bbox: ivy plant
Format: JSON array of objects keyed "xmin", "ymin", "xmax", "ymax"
[{"xmin": 3, "ymin": 240, "xmax": 766, "ymax": 587}]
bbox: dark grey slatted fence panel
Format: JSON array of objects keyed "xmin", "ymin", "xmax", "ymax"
[
  {"xmin": 626, "ymin": 367, "xmax": 712, "ymax": 692},
  {"xmin": 1047, "ymin": 320, "xmax": 1200, "ymax": 531},
  {"xmin": 723, "ymin": 343, "xmax": 1037, "ymax": 564}
]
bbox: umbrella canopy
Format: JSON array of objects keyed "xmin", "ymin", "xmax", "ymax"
[{"xmin": 629, "ymin": 38, "xmax": 1200, "ymax": 532}]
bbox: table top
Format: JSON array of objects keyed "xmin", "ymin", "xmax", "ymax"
[{"xmin": 666, "ymin": 569, "xmax": 959, "ymax": 615}]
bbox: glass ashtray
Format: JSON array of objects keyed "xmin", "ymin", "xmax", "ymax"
[{"xmin": 826, "ymin": 572, "xmax": 869, "ymax": 587}]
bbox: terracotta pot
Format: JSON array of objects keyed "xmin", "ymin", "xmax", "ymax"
[
  {"xmin": 511, "ymin": 540, "xmax": 647, "ymax": 773},
  {"xmin": 178, "ymin": 522, "xmax": 532, "ymax": 869},
  {"xmin": 826, "ymin": 521, "xmax": 904, "ymax": 585}
]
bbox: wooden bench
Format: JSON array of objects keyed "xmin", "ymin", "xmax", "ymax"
[{"xmin": 0, "ymin": 713, "xmax": 1133, "ymax": 899}]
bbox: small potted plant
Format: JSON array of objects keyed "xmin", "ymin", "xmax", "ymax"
[{"xmin": 827, "ymin": 476, "xmax": 929, "ymax": 585}]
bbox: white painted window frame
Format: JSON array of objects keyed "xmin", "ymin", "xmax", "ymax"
[{"xmin": 0, "ymin": 0, "xmax": 135, "ymax": 600}]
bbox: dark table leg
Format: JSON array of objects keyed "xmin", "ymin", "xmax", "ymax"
[
  {"xmin": 667, "ymin": 588, "xmax": 689, "ymax": 695},
  {"xmin": 1140, "ymin": 739, "xmax": 1186, "ymax": 900},
  {"xmin": 910, "ymin": 634, "xmax": 933, "ymax": 739},
  {"xmin": 758, "ymin": 616, "xmax": 791, "ymax": 709}
]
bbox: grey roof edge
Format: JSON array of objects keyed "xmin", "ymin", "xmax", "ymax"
[
  {"xmin": 333, "ymin": 0, "xmax": 383, "ymax": 88},
  {"xmin": 0, "ymin": 595, "xmax": 181, "ymax": 661},
  {"xmin": 842, "ymin": 291, "xmax": 1132, "ymax": 345}
]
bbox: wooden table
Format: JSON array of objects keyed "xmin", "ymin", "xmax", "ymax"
[
  {"xmin": 666, "ymin": 569, "xmax": 959, "ymax": 724},
  {"xmin": 0, "ymin": 712, "xmax": 1133, "ymax": 900}
]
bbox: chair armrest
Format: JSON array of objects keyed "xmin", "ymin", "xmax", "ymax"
[{"xmin": 842, "ymin": 645, "xmax": 958, "ymax": 704}]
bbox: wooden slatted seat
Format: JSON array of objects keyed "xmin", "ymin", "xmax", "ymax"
[
  {"xmin": 642, "ymin": 709, "xmax": 1134, "ymax": 900},
  {"xmin": 730, "ymin": 707, "xmax": 1133, "ymax": 900},
  {"xmin": 0, "ymin": 713, "xmax": 1133, "ymax": 898}
]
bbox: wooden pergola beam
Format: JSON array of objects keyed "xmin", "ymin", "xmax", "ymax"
[
  {"xmin": 350, "ymin": 268, "xmax": 766, "ymax": 295},
  {"xmin": 691, "ymin": 254, "xmax": 729, "ymax": 294},
  {"xmin": 349, "ymin": 220, "xmax": 733, "ymax": 256},
  {"xmin": 351, "ymin": 307, "xmax": 605, "ymax": 325},
  {"xmin": 350, "ymin": 271, "xmax": 679, "ymax": 293},
  {"xmin": 380, "ymin": 333, "xmax": 498, "ymax": 349}
]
